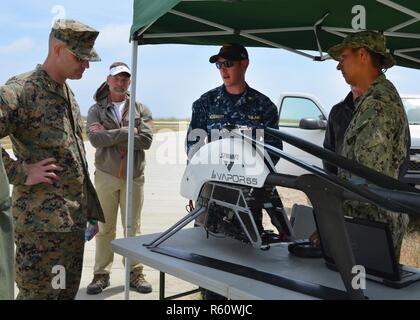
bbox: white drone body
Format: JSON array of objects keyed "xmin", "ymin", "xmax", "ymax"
[
  {"xmin": 181, "ymin": 135, "xmax": 274, "ymax": 201},
  {"xmin": 180, "ymin": 133, "xmax": 292, "ymax": 249}
]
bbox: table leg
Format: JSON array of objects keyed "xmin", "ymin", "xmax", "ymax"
[{"xmin": 159, "ymin": 271, "xmax": 165, "ymax": 300}]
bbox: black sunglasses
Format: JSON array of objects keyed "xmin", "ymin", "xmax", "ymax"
[
  {"xmin": 215, "ymin": 60, "xmax": 235, "ymax": 69},
  {"xmin": 65, "ymin": 47, "xmax": 88, "ymax": 64}
]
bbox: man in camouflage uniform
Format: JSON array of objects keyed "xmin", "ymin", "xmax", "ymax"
[
  {"xmin": 0, "ymin": 145, "xmax": 14, "ymax": 300},
  {"xmin": 86, "ymin": 62, "xmax": 153, "ymax": 295},
  {"xmin": 328, "ymin": 31, "xmax": 410, "ymax": 261},
  {"xmin": 0, "ymin": 19, "xmax": 104, "ymax": 299},
  {"xmin": 186, "ymin": 43, "xmax": 282, "ymax": 299}
]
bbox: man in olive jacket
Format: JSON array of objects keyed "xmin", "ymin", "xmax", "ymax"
[{"xmin": 86, "ymin": 62, "xmax": 153, "ymax": 295}]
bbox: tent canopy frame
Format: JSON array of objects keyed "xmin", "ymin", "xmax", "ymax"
[{"xmin": 132, "ymin": 0, "xmax": 420, "ymax": 66}]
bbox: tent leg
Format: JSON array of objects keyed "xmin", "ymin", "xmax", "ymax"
[{"xmin": 124, "ymin": 39, "xmax": 139, "ymax": 300}]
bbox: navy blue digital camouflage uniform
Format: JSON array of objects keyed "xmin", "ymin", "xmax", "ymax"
[{"xmin": 186, "ymin": 84, "xmax": 282, "ymax": 157}]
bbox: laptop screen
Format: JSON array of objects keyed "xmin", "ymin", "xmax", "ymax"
[{"xmin": 320, "ymin": 217, "xmax": 400, "ymax": 281}]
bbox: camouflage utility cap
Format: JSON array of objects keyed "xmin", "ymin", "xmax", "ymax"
[
  {"xmin": 52, "ymin": 19, "xmax": 101, "ymax": 62},
  {"xmin": 328, "ymin": 31, "xmax": 395, "ymax": 69}
]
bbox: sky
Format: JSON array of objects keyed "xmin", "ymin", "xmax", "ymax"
[{"xmin": 1, "ymin": 0, "xmax": 420, "ymax": 119}]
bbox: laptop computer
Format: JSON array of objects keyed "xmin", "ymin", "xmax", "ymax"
[{"xmin": 318, "ymin": 216, "xmax": 420, "ymax": 289}]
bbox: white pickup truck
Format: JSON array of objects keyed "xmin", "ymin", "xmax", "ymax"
[{"xmin": 275, "ymin": 93, "xmax": 420, "ymax": 186}]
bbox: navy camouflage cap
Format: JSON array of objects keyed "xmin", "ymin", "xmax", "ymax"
[
  {"xmin": 328, "ymin": 31, "xmax": 395, "ymax": 69},
  {"xmin": 52, "ymin": 19, "xmax": 101, "ymax": 62},
  {"xmin": 209, "ymin": 43, "xmax": 248, "ymax": 63}
]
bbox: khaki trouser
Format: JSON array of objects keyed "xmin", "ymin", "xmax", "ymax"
[{"xmin": 93, "ymin": 169, "xmax": 144, "ymax": 275}]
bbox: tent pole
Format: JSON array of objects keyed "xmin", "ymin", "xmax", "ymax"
[
  {"xmin": 168, "ymin": 9, "xmax": 315, "ymax": 59},
  {"xmin": 377, "ymin": 0, "xmax": 420, "ymax": 20},
  {"xmin": 323, "ymin": 26, "xmax": 420, "ymax": 39},
  {"xmin": 387, "ymin": 17, "xmax": 419, "ymax": 32},
  {"xmin": 136, "ymin": 20, "xmax": 157, "ymax": 39},
  {"xmin": 124, "ymin": 38, "xmax": 139, "ymax": 300},
  {"xmin": 394, "ymin": 52, "xmax": 420, "ymax": 64},
  {"xmin": 313, "ymin": 12, "xmax": 330, "ymax": 59}
]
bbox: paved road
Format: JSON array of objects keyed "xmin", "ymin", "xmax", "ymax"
[{"xmin": 77, "ymin": 130, "xmax": 198, "ymax": 300}]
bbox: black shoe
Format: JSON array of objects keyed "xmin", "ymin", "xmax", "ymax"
[
  {"xmin": 86, "ymin": 274, "xmax": 110, "ymax": 295},
  {"xmin": 288, "ymin": 240, "xmax": 323, "ymax": 258}
]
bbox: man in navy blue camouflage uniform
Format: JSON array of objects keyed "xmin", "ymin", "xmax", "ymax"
[
  {"xmin": 186, "ymin": 43, "xmax": 282, "ymax": 158},
  {"xmin": 186, "ymin": 43, "xmax": 282, "ymax": 300}
]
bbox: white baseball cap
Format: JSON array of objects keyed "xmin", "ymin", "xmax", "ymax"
[{"xmin": 109, "ymin": 65, "xmax": 131, "ymax": 76}]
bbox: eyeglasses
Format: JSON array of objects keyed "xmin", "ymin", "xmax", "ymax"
[
  {"xmin": 215, "ymin": 60, "xmax": 235, "ymax": 69},
  {"xmin": 65, "ymin": 47, "xmax": 88, "ymax": 64}
]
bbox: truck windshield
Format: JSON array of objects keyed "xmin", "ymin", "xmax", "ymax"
[{"xmin": 402, "ymin": 98, "xmax": 420, "ymax": 125}]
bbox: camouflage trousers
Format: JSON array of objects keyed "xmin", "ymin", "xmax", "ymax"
[
  {"xmin": 15, "ymin": 230, "xmax": 85, "ymax": 300},
  {"xmin": 344, "ymin": 201, "xmax": 409, "ymax": 261}
]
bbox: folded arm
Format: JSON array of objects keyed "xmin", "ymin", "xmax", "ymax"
[{"xmin": 87, "ymin": 106, "xmax": 152, "ymax": 150}]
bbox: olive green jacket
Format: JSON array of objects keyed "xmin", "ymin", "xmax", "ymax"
[{"xmin": 87, "ymin": 82, "xmax": 153, "ymax": 179}]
